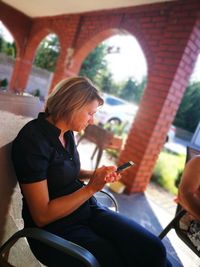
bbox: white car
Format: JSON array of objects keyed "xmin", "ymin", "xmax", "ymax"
[{"xmin": 95, "ymin": 93, "xmax": 138, "ymax": 132}]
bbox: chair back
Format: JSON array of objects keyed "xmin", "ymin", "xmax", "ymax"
[
  {"xmin": 185, "ymin": 146, "xmax": 200, "ymax": 163},
  {"xmin": 0, "ymin": 112, "xmax": 41, "ymax": 266},
  {"xmin": 0, "ymin": 142, "xmax": 17, "ymax": 243}
]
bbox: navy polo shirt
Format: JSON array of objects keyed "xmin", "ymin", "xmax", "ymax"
[{"xmin": 12, "ymin": 112, "xmax": 95, "ymax": 231}]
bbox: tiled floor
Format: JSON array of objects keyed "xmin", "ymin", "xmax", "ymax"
[{"xmin": 77, "ymin": 138, "xmax": 200, "ymax": 267}]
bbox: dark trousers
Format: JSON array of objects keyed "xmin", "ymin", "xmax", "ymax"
[{"xmin": 29, "ymin": 207, "xmax": 172, "ymax": 267}]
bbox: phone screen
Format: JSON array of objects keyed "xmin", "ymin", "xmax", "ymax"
[{"xmin": 116, "ymin": 161, "xmax": 135, "ymax": 172}]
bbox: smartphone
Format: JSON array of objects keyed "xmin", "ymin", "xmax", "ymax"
[{"xmin": 116, "ymin": 161, "xmax": 135, "ymax": 173}]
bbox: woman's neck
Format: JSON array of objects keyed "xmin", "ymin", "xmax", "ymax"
[{"xmin": 47, "ymin": 116, "xmax": 70, "ymax": 134}]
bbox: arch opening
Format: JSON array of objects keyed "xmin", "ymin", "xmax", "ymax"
[
  {"xmin": 26, "ymin": 33, "xmax": 60, "ymax": 101},
  {"xmin": 0, "ymin": 21, "xmax": 16, "ymax": 90}
]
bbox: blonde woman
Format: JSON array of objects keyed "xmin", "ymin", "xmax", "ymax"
[{"xmin": 12, "ymin": 76, "xmax": 172, "ymax": 267}]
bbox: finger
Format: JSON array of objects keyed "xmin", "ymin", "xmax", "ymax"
[
  {"xmin": 116, "ymin": 173, "xmax": 122, "ymax": 181},
  {"xmin": 104, "ymin": 166, "xmax": 117, "ymax": 173},
  {"xmin": 105, "ymin": 176, "xmax": 115, "ymax": 183},
  {"xmin": 105, "ymin": 173, "xmax": 114, "ymax": 182}
]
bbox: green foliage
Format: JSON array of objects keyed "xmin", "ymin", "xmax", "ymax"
[
  {"xmin": 34, "ymin": 34, "xmax": 60, "ymax": 72},
  {"xmin": 80, "ymin": 44, "xmax": 109, "ymax": 83},
  {"xmin": 119, "ymin": 78, "xmax": 136, "ymax": 101},
  {"xmin": 33, "ymin": 89, "xmax": 41, "ymax": 97},
  {"xmin": 4, "ymin": 42, "xmax": 16, "ymax": 57},
  {"xmin": 100, "ymin": 73, "xmax": 114, "ymax": 94},
  {"xmin": 0, "ymin": 78, "xmax": 8, "ymax": 90},
  {"xmin": 118, "ymin": 77, "xmax": 146, "ymax": 103},
  {"xmin": 104, "ymin": 121, "xmax": 129, "ymax": 137},
  {"xmin": 0, "ymin": 36, "xmax": 4, "ymax": 52},
  {"xmin": 0, "ymin": 30, "xmax": 16, "ymax": 58},
  {"xmin": 174, "ymin": 81, "xmax": 200, "ymax": 132},
  {"xmin": 79, "ymin": 42, "xmax": 147, "ymax": 103},
  {"xmin": 0, "ymin": 30, "xmax": 7, "ymax": 53},
  {"xmin": 105, "ymin": 148, "xmax": 119, "ymax": 161},
  {"xmin": 152, "ymin": 150, "xmax": 185, "ymax": 194},
  {"xmin": 174, "ymin": 170, "xmax": 183, "ymax": 188},
  {"xmin": 134, "ymin": 77, "xmax": 147, "ymax": 103}
]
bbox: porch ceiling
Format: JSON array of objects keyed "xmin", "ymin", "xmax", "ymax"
[{"xmin": 2, "ymin": 0, "xmax": 175, "ymax": 18}]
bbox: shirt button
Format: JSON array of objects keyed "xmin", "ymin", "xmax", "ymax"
[{"xmin": 70, "ymin": 157, "xmax": 73, "ymax": 160}]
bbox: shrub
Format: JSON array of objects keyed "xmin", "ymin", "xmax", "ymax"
[{"xmin": 151, "ymin": 150, "xmax": 185, "ymax": 194}]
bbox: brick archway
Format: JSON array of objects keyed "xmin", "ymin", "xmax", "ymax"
[
  {"xmin": 72, "ymin": 29, "xmax": 122, "ymax": 74},
  {"xmin": 71, "ymin": 27, "xmax": 150, "ymax": 77},
  {"xmin": 10, "ymin": 28, "xmax": 59, "ymax": 92},
  {"xmin": 26, "ymin": 31, "xmax": 61, "ymax": 96},
  {"xmin": 1, "ymin": 0, "xmax": 200, "ymax": 193}
]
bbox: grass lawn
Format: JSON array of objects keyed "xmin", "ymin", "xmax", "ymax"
[{"xmin": 152, "ymin": 149, "xmax": 186, "ymax": 195}]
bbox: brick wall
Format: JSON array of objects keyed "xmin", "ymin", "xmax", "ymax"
[{"xmin": 0, "ymin": 0, "xmax": 200, "ymax": 192}]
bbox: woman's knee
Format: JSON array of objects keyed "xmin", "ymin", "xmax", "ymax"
[
  {"xmin": 146, "ymin": 236, "xmax": 167, "ymax": 265},
  {"xmin": 150, "ymin": 235, "xmax": 166, "ymax": 256},
  {"xmin": 87, "ymin": 237, "xmax": 125, "ymax": 267}
]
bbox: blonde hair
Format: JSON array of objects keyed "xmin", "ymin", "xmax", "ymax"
[{"xmin": 45, "ymin": 76, "xmax": 103, "ymax": 123}]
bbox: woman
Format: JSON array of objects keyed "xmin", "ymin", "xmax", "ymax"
[
  {"xmin": 177, "ymin": 156, "xmax": 200, "ymax": 250},
  {"xmin": 12, "ymin": 76, "xmax": 172, "ymax": 267}
]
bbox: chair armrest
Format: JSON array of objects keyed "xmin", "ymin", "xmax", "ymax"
[
  {"xmin": 159, "ymin": 209, "xmax": 187, "ymax": 239},
  {"xmin": 99, "ymin": 189, "xmax": 119, "ymax": 212},
  {"xmin": 0, "ymin": 228, "xmax": 100, "ymax": 267}
]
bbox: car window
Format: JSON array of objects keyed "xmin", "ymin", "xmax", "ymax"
[{"xmin": 105, "ymin": 97, "xmax": 125, "ymax": 106}]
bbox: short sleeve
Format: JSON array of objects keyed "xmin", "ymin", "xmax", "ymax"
[{"xmin": 12, "ymin": 132, "xmax": 51, "ymax": 184}]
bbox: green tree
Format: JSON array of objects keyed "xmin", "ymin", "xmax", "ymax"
[
  {"xmin": 0, "ymin": 31, "xmax": 7, "ymax": 54},
  {"xmin": 34, "ymin": 34, "xmax": 60, "ymax": 72},
  {"xmin": 134, "ymin": 77, "xmax": 147, "ymax": 103},
  {"xmin": 80, "ymin": 44, "xmax": 108, "ymax": 83},
  {"xmin": 174, "ymin": 81, "xmax": 200, "ymax": 132},
  {"xmin": 0, "ymin": 36, "xmax": 3, "ymax": 52},
  {"xmin": 118, "ymin": 77, "xmax": 146, "ymax": 104},
  {"xmin": 4, "ymin": 42, "xmax": 16, "ymax": 57},
  {"xmin": 0, "ymin": 28, "xmax": 4, "ymax": 52},
  {"xmin": 0, "ymin": 28, "xmax": 16, "ymax": 58},
  {"xmin": 100, "ymin": 72, "xmax": 114, "ymax": 94},
  {"xmin": 119, "ymin": 78, "xmax": 137, "ymax": 102}
]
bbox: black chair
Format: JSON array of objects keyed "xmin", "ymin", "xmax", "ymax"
[
  {"xmin": 0, "ymin": 139, "xmax": 119, "ymax": 267},
  {"xmin": 0, "ymin": 228, "xmax": 100, "ymax": 267},
  {"xmin": 0, "ymin": 189, "xmax": 118, "ymax": 267},
  {"xmin": 158, "ymin": 146, "xmax": 200, "ymax": 257}
]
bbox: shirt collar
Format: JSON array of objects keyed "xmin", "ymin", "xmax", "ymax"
[
  {"xmin": 37, "ymin": 112, "xmax": 61, "ymax": 137},
  {"xmin": 36, "ymin": 112, "xmax": 73, "ymax": 154}
]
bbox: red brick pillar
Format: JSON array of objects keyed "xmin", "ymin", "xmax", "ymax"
[
  {"xmin": 9, "ymin": 54, "xmax": 33, "ymax": 93},
  {"xmin": 49, "ymin": 44, "xmax": 77, "ymax": 91},
  {"xmin": 49, "ymin": 15, "xmax": 83, "ymax": 92},
  {"xmin": 119, "ymin": 16, "xmax": 200, "ymax": 193}
]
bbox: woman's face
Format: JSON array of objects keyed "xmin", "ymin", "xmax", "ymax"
[{"xmin": 70, "ymin": 99, "xmax": 99, "ymax": 132}]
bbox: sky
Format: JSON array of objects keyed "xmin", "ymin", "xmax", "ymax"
[
  {"xmin": 0, "ymin": 21, "xmax": 199, "ymax": 83},
  {"xmin": 103, "ymin": 35, "xmax": 147, "ymax": 82}
]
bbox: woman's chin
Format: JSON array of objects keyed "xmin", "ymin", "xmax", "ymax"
[
  {"xmin": 82, "ymin": 125, "xmax": 88, "ymax": 131},
  {"xmin": 76, "ymin": 125, "xmax": 87, "ymax": 132}
]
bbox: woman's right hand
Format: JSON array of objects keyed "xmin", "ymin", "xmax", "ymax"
[{"xmin": 86, "ymin": 165, "xmax": 120, "ymax": 193}]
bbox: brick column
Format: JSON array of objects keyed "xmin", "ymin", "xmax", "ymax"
[
  {"xmin": 9, "ymin": 54, "xmax": 33, "ymax": 93},
  {"xmin": 49, "ymin": 43, "xmax": 76, "ymax": 91},
  {"xmin": 119, "ymin": 13, "xmax": 200, "ymax": 193},
  {"xmin": 49, "ymin": 16, "xmax": 83, "ymax": 92}
]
